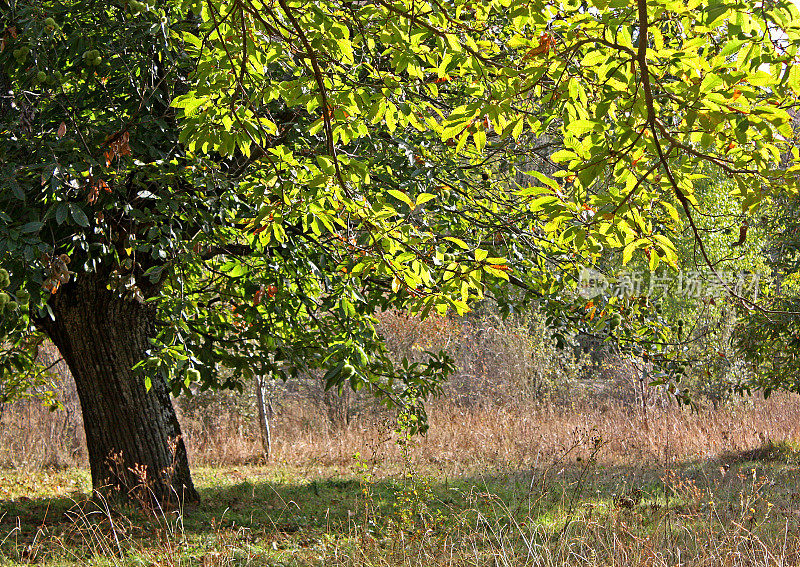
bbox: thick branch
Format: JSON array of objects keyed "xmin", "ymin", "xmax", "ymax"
[
  {"xmin": 199, "ymin": 243, "xmax": 253, "ymax": 260},
  {"xmin": 634, "ymin": 0, "xmax": 781, "ymax": 315}
]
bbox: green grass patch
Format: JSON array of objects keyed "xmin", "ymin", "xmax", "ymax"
[{"xmin": 2, "ymin": 450, "xmax": 800, "ymax": 566}]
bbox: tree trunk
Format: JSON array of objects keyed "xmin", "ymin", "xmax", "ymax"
[
  {"xmin": 37, "ymin": 273, "xmax": 199, "ymax": 505},
  {"xmin": 323, "ymin": 388, "xmax": 350, "ymax": 428},
  {"xmin": 254, "ymin": 375, "xmax": 272, "ymax": 460}
]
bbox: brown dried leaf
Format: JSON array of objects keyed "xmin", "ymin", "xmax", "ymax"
[
  {"xmin": 104, "ymin": 131, "xmax": 132, "ymax": 165},
  {"xmin": 87, "ymin": 185, "xmax": 99, "ymax": 204}
]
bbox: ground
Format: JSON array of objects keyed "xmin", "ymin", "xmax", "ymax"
[
  {"xmin": 2, "ymin": 438, "xmax": 800, "ymax": 566},
  {"xmin": 5, "ymin": 393, "xmax": 800, "ymax": 566}
]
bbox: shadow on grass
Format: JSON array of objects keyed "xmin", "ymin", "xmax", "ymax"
[
  {"xmin": 720, "ymin": 439, "xmax": 800, "ymax": 465},
  {"xmin": 3, "ymin": 444, "xmax": 800, "ymax": 564},
  {"xmin": 0, "ymin": 465, "xmax": 625, "ymax": 541}
]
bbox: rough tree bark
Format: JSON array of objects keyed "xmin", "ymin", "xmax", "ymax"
[{"xmin": 36, "ymin": 272, "xmax": 199, "ymax": 504}]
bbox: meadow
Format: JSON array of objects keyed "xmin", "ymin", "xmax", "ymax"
[
  {"xmin": 3, "ymin": 393, "xmax": 800, "ymax": 566},
  {"xmin": 4, "ymin": 1, "xmax": 800, "ymax": 563}
]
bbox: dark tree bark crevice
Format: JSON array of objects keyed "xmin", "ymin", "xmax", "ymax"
[{"xmin": 36, "ymin": 272, "xmax": 199, "ymax": 505}]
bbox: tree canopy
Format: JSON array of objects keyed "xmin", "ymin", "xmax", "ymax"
[{"xmin": 3, "ymin": 0, "xmax": 800, "ymax": 499}]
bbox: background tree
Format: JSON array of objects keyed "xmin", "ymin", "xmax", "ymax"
[
  {"xmin": 734, "ymin": 190, "xmax": 800, "ymax": 395},
  {"xmin": 2, "ymin": 0, "xmax": 800, "ymax": 504}
]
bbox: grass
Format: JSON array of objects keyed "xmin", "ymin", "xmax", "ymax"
[
  {"xmin": 7, "ymin": 316, "xmax": 800, "ymax": 564},
  {"xmin": 4, "ymin": 399, "xmax": 800, "ymax": 566}
]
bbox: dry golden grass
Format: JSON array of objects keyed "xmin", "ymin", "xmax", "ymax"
[
  {"xmin": 4, "ymin": 375, "xmax": 800, "ymax": 476},
  {"xmin": 5, "ymin": 393, "xmax": 800, "ymax": 566},
  {"xmin": 182, "ymin": 392, "xmax": 800, "ymax": 473},
  {"xmin": 5, "ymin": 315, "xmax": 800, "ymax": 564}
]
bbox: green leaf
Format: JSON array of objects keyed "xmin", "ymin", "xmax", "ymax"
[
  {"xmin": 388, "ymin": 189, "xmax": 413, "ymax": 207},
  {"xmin": 445, "ymin": 34, "xmax": 461, "ymax": 52},
  {"xmin": 415, "ymin": 193, "xmax": 436, "ymax": 207},
  {"xmin": 720, "ymin": 39, "xmax": 745, "ymax": 58},
  {"xmin": 19, "ymin": 221, "xmax": 43, "ymax": 234},
  {"xmin": 473, "ymin": 128, "xmax": 486, "ymax": 152},
  {"xmin": 566, "ymin": 119, "xmax": 600, "ymax": 136},
  {"xmin": 622, "ymin": 241, "xmax": 637, "ymax": 265},
  {"xmin": 550, "ymin": 150, "xmax": 577, "ymax": 163},
  {"xmin": 55, "ymin": 203, "xmax": 69, "ymax": 225},
  {"xmin": 7, "ymin": 177, "xmax": 24, "ymax": 201},
  {"xmin": 660, "ymin": 201, "xmax": 680, "ymax": 224},
  {"xmin": 337, "ymin": 38, "xmax": 354, "ymax": 64},
  {"xmin": 445, "ymin": 237, "xmax": 469, "ymax": 249},
  {"xmin": 699, "ymin": 73, "xmax": 723, "ymax": 93},
  {"xmin": 69, "ymin": 203, "xmax": 90, "ymax": 227}
]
